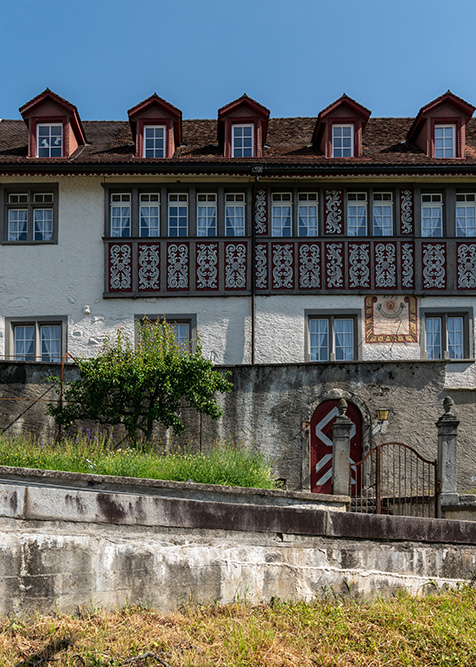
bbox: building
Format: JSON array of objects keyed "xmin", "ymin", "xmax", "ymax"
[{"xmin": 1, "ymin": 88, "xmax": 476, "ymax": 492}]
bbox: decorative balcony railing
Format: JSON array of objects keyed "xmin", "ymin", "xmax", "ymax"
[{"xmin": 105, "ymin": 238, "xmax": 476, "ymax": 296}]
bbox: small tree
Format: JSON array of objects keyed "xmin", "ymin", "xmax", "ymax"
[{"xmin": 47, "ymin": 320, "xmax": 232, "ymax": 442}]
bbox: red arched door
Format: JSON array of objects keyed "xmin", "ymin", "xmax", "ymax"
[{"xmin": 310, "ymin": 399, "xmax": 362, "ymax": 494}]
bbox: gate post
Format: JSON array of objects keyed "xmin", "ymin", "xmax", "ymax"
[
  {"xmin": 332, "ymin": 399, "xmax": 353, "ymax": 496},
  {"xmin": 436, "ymin": 396, "xmax": 460, "ymax": 511}
]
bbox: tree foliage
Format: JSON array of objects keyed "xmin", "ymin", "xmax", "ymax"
[{"xmin": 47, "ymin": 320, "xmax": 232, "ymax": 441}]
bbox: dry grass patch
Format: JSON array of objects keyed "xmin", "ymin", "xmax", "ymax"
[{"xmin": 2, "ymin": 587, "xmax": 476, "ymax": 665}]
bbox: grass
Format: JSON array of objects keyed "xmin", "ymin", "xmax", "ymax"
[
  {"xmin": 2, "ymin": 587, "xmax": 476, "ymax": 665},
  {"xmin": 0, "ymin": 431, "xmax": 276, "ymax": 489}
]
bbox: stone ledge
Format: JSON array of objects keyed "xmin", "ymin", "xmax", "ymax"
[{"xmin": 0, "ymin": 465, "xmax": 349, "ymax": 510}]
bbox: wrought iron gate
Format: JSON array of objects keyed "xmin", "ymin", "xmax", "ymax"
[{"xmin": 350, "ymin": 442, "xmax": 439, "ymax": 518}]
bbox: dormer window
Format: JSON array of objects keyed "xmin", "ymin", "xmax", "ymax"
[
  {"xmin": 144, "ymin": 125, "xmax": 166, "ymax": 158},
  {"xmin": 332, "ymin": 124, "xmax": 354, "ymax": 157},
  {"xmin": 232, "ymin": 124, "xmax": 254, "ymax": 157},
  {"xmin": 37, "ymin": 124, "xmax": 63, "ymax": 157},
  {"xmin": 218, "ymin": 95, "xmax": 269, "ymax": 158},
  {"xmin": 434, "ymin": 125, "xmax": 455, "ymax": 158}
]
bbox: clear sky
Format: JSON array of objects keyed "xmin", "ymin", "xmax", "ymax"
[{"xmin": 2, "ymin": 0, "xmax": 476, "ymax": 121}]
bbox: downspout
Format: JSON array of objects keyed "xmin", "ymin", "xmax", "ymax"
[{"xmin": 251, "ymin": 166, "xmax": 262, "ymax": 365}]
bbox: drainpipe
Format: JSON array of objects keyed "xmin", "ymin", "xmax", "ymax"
[{"xmin": 251, "ymin": 167, "xmax": 262, "ymax": 365}]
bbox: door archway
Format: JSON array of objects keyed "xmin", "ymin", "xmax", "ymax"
[{"xmin": 310, "ymin": 399, "xmax": 363, "ymax": 494}]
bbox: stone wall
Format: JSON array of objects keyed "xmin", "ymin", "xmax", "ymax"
[
  {"xmin": 1, "ymin": 470, "xmax": 476, "ymax": 615},
  {"xmin": 1, "ymin": 359, "xmax": 474, "ymax": 492}
]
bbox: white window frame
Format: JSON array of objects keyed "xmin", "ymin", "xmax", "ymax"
[
  {"xmin": 196, "ymin": 193, "xmax": 217, "ymax": 237},
  {"xmin": 110, "ymin": 193, "xmax": 132, "ymax": 237},
  {"xmin": 434, "ymin": 124, "xmax": 456, "ymax": 159},
  {"xmin": 143, "ymin": 125, "xmax": 166, "ymax": 158},
  {"xmin": 421, "ymin": 194, "xmax": 443, "ymax": 237},
  {"xmin": 456, "ymin": 193, "xmax": 476, "ymax": 237},
  {"xmin": 168, "ymin": 193, "xmax": 189, "ymax": 237},
  {"xmin": 36, "ymin": 123, "xmax": 63, "ymax": 158},
  {"xmin": 225, "ymin": 193, "xmax": 245, "ymax": 236},
  {"xmin": 332, "ymin": 124, "xmax": 354, "ymax": 158},
  {"xmin": 139, "ymin": 193, "xmax": 160, "ymax": 237},
  {"xmin": 297, "ymin": 192, "xmax": 318, "ymax": 237},
  {"xmin": 232, "ymin": 124, "xmax": 254, "ymax": 157},
  {"xmin": 347, "ymin": 192, "xmax": 367, "ymax": 236},
  {"xmin": 271, "ymin": 193, "xmax": 293, "ymax": 237},
  {"xmin": 372, "ymin": 192, "xmax": 393, "ymax": 236},
  {"xmin": 6, "ymin": 317, "xmax": 66, "ymax": 362}
]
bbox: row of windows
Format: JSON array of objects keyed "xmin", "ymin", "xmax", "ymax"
[
  {"xmin": 110, "ymin": 191, "xmax": 247, "ymax": 238},
  {"xmin": 109, "ymin": 189, "xmax": 476, "ymax": 239},
  {"xmin": 6, "ymin": 311, "xmax": 471, "ymax": 363},
  {"xmin": 31, "ymin": 121, "xmax": 461, "ymax": 160},
  {"xmin": 3, "ymin": 186, "xmax": 476, "ymax": 243}
]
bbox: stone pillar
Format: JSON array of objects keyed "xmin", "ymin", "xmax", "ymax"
[
  {"xmin": 436, "ymin": 396, "xmax": 460, "ymax": 511},
  {"xmin": 332, "ymin": 399, "xmax": 353, "ymax": 497}
]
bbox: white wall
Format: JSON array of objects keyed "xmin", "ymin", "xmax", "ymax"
[{"xmin": 0, "ymin": 175, "xmax": 475, "ymax": 384}]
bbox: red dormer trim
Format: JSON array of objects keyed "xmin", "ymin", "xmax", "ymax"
[
  {"xmin": 218, "ymin": 94, "xmax": 270, "ymax": 158},
  {"xmin": 19, "ymin": 89, "xmax": 86, "ymax": 158},
  {"xmin": 408, "ymin": 91, "xmax": 475, "ymax": 158},
  {"xmin": 312, "ymin": 95, "xmax": 371, "ymax": 157},
  {"xmin": 128, "ymin": 94, "xmax": 182, "ymax": 158}
]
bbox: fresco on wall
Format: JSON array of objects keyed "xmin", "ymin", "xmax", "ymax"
[{"xmin": 365, "ymin": 295, "xmax": 417, "ymax": 343}]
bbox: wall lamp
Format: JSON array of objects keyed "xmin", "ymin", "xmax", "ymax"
[{"xmin": 376, "ymin": 408, "xmax": 390, "ymax": 422}]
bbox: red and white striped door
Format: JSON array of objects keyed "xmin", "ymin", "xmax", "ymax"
[{"xmin": 310, "ymin": 399, "xmax": 362, "ymax": 494}]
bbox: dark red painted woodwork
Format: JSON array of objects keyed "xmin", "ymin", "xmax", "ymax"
[{"xmin": 310, "ymin": 400, "xmax": 363, "ymax": 495}]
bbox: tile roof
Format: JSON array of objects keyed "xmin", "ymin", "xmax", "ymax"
[{"xmin": 2, "ymin": 116, "xmax": 476, "ymax": 170}]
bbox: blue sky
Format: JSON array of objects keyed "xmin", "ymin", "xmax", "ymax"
[{"xmin": 2, "ymin": 0, "xmax": 476, "ymax": 121}]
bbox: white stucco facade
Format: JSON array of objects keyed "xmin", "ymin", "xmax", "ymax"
[{"xmin": 0, "ymin": 174, "xmax": 475, "ymax": 394}]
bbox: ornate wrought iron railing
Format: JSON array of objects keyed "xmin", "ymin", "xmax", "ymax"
[{"xmin": 350, "ymin": 442, "xmax": 439, "ymax": 518}]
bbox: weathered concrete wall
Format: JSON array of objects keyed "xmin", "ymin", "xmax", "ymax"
[
  {"xmin": 0, "ymin": 359, "xmax": 475, "ymax": 492},
  {"xmin": 1, "ymin": 473, "xmax": 476, "ymax": 615}
]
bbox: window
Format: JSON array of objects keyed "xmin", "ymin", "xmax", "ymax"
[
  {"xmin": 332, "ymin": 124, "xmax": 354, "ymax": 157},
  {"xmin": 197, "ymin": 194, "xmax": 217, "ymax": 236},
  {"xmin": 139, "ymin": 193, "xmax": 160, "ymax": 237},
  {"xmin": 347, "ymin": 193, "xmax": 367, "ymax": 236},
  {"xmin": 434, "ymin": 125, "xmax": 455, "ymax": 158},
  {"xmin": 422, "ymin": 310, "xmax": 471, "ymax": 360},
  {"xmin": 456, "ymin": 194, "xmax": 476, "ymax": 237},
  {"xmin": 37, "ymin": 123, "xmax": 63, "ymax": 157},
  {"xmin": 421, "ymin": 194, "xmax": 443, "ymax": 237},
  {"xmin": 307, "ymin": 312, "xmax": 359, "ymax": 361},
  {"xmin": 225, "ymin": 193, "xmax": 245, "ymax": 236},
  {"xmin": 298, "ymin": 193, "xmax": 318, "ymax": 237},
  {"xmin": 143, "ymin": 126, "xmax": 166, "ymax": 158},
  {"xmin": 168, "ymin": 193, "xmax": 188, "ymax": 237},
  {"xmin": 232, "ymin": 124, "xmax": 254, "ymax": 157},
  {"xmin": 135, "ymin": 314, "xmax": 196, "ymax": 352},
  {"xmin": 7, "ymin": 318, "xmax": 65, "ymax": 362},
  {"xmin": 5, "ymin": 188, "xmax": 57, "ymax": 243},
  {"xmin": 110, "ymin": 193, "xmax": 131, "ymax": 237},
  {"xmin": 271, "ymin": 193, "xmax": 292, "ymax": 236},
  {"xmin": 373, "ymin": 192, "xmax": 393, "ymax": 236}
]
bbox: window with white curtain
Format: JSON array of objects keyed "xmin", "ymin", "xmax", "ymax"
[
  {"xmin": 423, "ymin": 312, "xmax": 470, "ymax": 360},
  {"xmin": 421, "ymin": 194, "xmax": 443, "ymax": 237},
  {"xmin": 308, "ymin": 315, "xmax": 357, "ymax": 361},
  {"xmin": 373, "ymin": 192, "xmax": 393, "ymax": 236},
  {"xmin": 5, "ymin": 189, "xmax": 57, "ymax": 243},
  {"xmin": 225, "ymin": 193, "xmax": 245, "ymax": 236},
  {"xmin": 271, "ymin": 193, "xmax": 292, "ymax": 236},
  {"xmin": 347, "ymin": 192, "xmax": 367, "ymax": 236},
  {"xmin": 456, "ymin": 193, "xmax": 476, "ymax": 237},
  {"xmin": 196, "ymin": 193, "xmax": 217, "ymax": 236},
  {"xmin": 298, "ymin": 192, "xmax": 318, "ymax": 237},
  {"xmin": 8, "ymin": 319, "xmax": 65, "ymax": 362}
]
